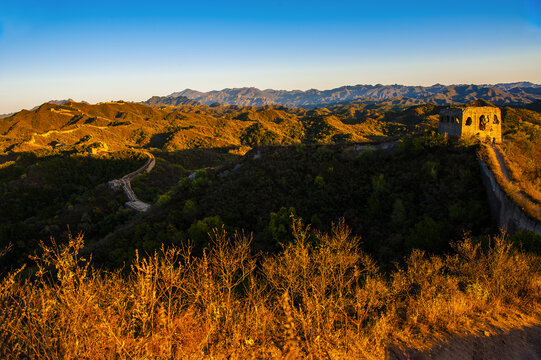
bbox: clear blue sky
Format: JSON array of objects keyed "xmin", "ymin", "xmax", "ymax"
[{"xmin": 0, "ymin": 0, "xmax": 540, "ymax": 113}]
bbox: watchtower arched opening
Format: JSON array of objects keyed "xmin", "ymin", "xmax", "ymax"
[
  {"xmin": 479, "ymin": 115, "xmax": 487, "ymax": 130},
  {"xmin": 465, "ymin": 117, "xmax": 472, "ymax": 126}
]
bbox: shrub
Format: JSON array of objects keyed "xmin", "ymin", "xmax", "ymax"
[
  {"xmin": 1, "ymin": 226, "xmax": 540, "ymax": 359},
  {"xmin": 314, "ymin": 175, "xmax": 325, "ymax": 188},
  {"xmin": 406, "ymin": 216, "xmax": 447, "ymax": 252},
  {"xmin": 240, "ymin": 123, "xmax": 278, "ymax": 147},
  {"xmin": 187, "ymin": 215, "xmax": 224, "ymax": 247},
  {"xmin": 302, "ymin": 116, "xmax": 335, "ymax": 143}
]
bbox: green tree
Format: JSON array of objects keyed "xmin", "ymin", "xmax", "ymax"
[
  {"xmin": 303, "ymin": 116, "xmax": 335, "ymax": 143},
  {"xmin": 405, "ymin": 216, "xmax": 447, "ymax": 252},
  {"xmin": 240, "ymin": 123, "xmax": 278, "ymax": 147},
  {"xmin": 314, "ymin": 175, "xmax": 325, "ymax": 188},
  {"xmin": 391, "ymin": 199, "xmax": 406, "ymax": 226},
  {"xmin": 188, "ymin": 215, "xmax": 224, "ymax": 247},
  {"xmin": 267, "ymin": 207, "xmax": 296, "ymax": 245}
]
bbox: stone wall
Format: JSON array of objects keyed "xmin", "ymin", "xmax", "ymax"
[
  {"xmin": 438, "ymin": 108, "xmax": 463, "ymax": 137},
  {"xmin": 461, "ymin": 107, "xmax": 502, "ymax": 143},
  {"xmin": 438, "ymin": 106, "xmax": 502, "ymax": 143},
  {"xmin": 477, "ymin": 157, "xmax": 541, "ymax": 235}
]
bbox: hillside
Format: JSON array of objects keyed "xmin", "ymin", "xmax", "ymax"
[
  {"xmin": 150, "ymin": 82, "xmax": 541, "ymax": 108},
  {"xmin": 0, "ymin": 100, "xmax": 439, "ymax": 155},
  {"xmin": 1, "ymin": 97, "xmax": 541, "ymax": 359},
  {"xmin": 2, "ymin": 99, "xmax": 541, "ymax": 272},
  {"xmin": 89, "ymin": 134, "xmax": 493, "ymax": 269},
  {"xmin": 0, "ymin": 100, "xmax": 442, "ymax": 271}
]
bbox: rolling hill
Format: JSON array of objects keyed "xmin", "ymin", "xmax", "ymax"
[{"xmin": 0, "ymin": 99, "xmax": 440, "ymax": 155}]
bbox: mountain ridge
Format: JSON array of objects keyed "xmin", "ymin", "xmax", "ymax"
[
  {"xmin": 147, "ymin": 83, "xmax": 541, "ymax": 108},
  {"xmin": 143, "ymin": 95, "xmax": 200, "ymax": 107}
]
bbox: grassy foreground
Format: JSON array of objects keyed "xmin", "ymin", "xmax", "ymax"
[{"xmin": 1, "ymin": 220, "xmax": 541, "ymax": 359}]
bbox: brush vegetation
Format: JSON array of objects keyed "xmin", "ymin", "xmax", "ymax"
[
  {"xmin": 500, "ymin": 107, "xmax": 541, "ymax": 203},
  {"xmin": 1, "ymin": 221, "xmax": 540, "ymax": 359}
]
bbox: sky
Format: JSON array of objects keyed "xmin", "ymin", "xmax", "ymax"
[{"xmin": 0, "ymin": 0, "xmax": 540, "ymax": 114}]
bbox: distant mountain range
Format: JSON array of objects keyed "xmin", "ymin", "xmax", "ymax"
[
  {"xmin": 146, "ymin": 82, "xmax": 541, "ymax": 108},
  {"xmin": 143, "ymin": 95, "xmax": 200, "ymax": 107}
]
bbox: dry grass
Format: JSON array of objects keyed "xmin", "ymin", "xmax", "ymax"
[
  {"xmin": 1, "ymin": 221, "xmax": 541, "ymax": 359},
  {"xmin": 479, "ymin": 144, "xmax": 541, "ymax": 222},
  {"xmin": 497, "ymin": 143, "xmax": 541, "ymax": 204},
  {"xmin": 498, "ymin": 121, "xmax": 541, "ymax": 204}
]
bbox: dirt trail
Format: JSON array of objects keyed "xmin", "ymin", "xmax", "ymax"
[
  {"xmin": 486, "ymin": 144, "xmax": 541, "ymax": 216},
  {"xmin": 389, "ymin": 324, "xmax": 541, "ymax": 360},
  {"xmin": 108, "ymin": 152, "xmax": 155, "ymax": 212},
  {"xmin": 490, "ymin": 144, "xmax": 512, "ymax": 182}
]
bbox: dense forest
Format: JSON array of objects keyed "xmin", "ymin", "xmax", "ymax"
[
  {"xmin": 0, "ymin": 149, "xmax": 146, "ymax": 270},
  {"xmin": 97, "ymin": 133, "xmax": 491, "ymax": 269}
]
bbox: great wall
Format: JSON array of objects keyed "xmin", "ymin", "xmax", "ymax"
[
  {"xmin": 102, "ymin": 114, "xmax": 541, "ymax": 236},
  {"xmin": 437, "ymin": 105, "xmax": 541, "ymax": 235},
  {"xmin": 108, "ymin": 152, "xmax": 155, "ymax": 212},
  {"xmin": 478, "ymin": 145, "xmax": 541, "ymax": 235}
]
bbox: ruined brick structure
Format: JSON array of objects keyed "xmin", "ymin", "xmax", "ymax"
[{"xmin": 438, "ymin": 106, "xmax": 502, "ymax": 143}]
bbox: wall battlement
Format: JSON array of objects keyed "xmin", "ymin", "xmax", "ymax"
[{"xmin": 439, "ymin": 106, "xmax": 502, "ymax": 143}]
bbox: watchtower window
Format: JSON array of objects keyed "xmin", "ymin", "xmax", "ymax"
[
  {"xmin": 479, "ymin": 115, "xmax": 487, "ymax": 130},
  {"xmin": 493, "ymin": 115, "xmax": 499, "ymax": 124},
  {"xmin": 465, "ymin": 117, "xmax": 472, "ymax": 126}
]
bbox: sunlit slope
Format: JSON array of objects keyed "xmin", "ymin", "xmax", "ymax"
[{"xmin": 0, "ymin": 100, "xmax": 439, "ymax": 153}]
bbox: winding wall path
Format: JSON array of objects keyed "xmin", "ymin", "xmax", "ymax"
[
  {"xmin": 108, "ymin": 152, "xmax": 155, "ymax": 212},
  {"xmin": 478, "ymin": 144, "xmax": 541, "ymax": 235},
  {"xmin": 487, "ymin": 144, "xmax": 541, "ymax": 216}
]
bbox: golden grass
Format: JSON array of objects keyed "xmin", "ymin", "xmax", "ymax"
[
  {"xmin": 0, "ymin": 160, "xmax": 15, "ymax": 170},
  {"xmin": 497, "ymin": 143, "xmax": 541, "ymax": 204},
  {"xmin": 479, "ymin": 144, "xmax": 541, "ymax": 222},
  {"xmin": 1, "ymin": 221, "xmax": 541, "ymax": 359}
]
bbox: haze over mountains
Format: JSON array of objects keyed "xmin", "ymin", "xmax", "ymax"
[
  {"xmin": 147, "ymin": 82, "xmax": 541, "ymax": 108},
  {"xmin": 144, "ymin": 95, "xmax": 201, "ymax": 107},
  {"xmin": 4, "ymin": 82, "xmax": 540, "ymax": 117}
]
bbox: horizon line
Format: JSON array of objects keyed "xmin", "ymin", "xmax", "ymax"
[{"xmin": 2, "ymin": 80, "xmax": 539, "ymax": 115}]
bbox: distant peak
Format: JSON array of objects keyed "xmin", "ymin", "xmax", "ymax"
[
  {"xmin": 47, "ymin": 99, "xmax": 72, "ymax": 106},
  {"xmin": 465, "ymin": 99, "xmax": 497, "ymax": 107},
  {"xmin": 143, "ymin": 82, "xmax": 541, "ymax": 108}
]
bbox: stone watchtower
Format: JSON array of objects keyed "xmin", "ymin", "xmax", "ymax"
[{"xmin": 438, "ymin": 106, "xmax": 502, "ymax": 143}]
